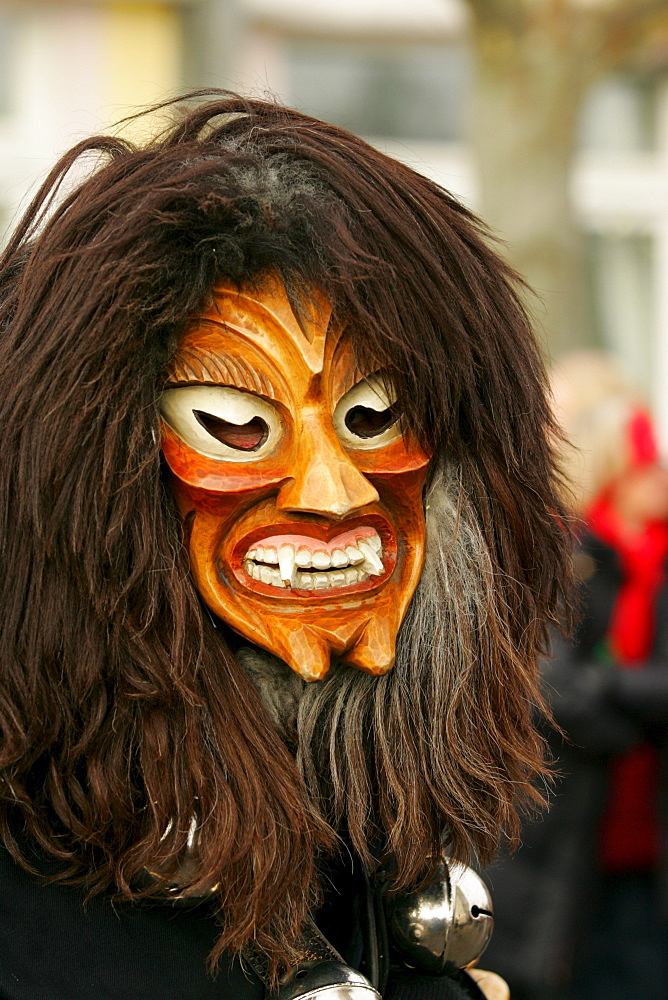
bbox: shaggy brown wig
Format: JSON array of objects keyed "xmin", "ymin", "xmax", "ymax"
[{"xmin": 0, "ymin": 92, "xmax": 570, "ymax": 975}]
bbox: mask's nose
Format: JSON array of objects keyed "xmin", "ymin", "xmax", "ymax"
[{"xmin": 276, "ymin": 412, "xmax": 379, "ymax": 518}]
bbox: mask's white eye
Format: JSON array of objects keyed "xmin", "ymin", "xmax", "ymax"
[
  {"xmin": 333, "ymin": 375, "xmax": 402, "ymax": 450},
  {"xmin": 160, "ymin": 386, "xmax": 282, "ymax": 462}
]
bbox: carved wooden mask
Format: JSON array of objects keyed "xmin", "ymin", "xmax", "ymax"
[{"xmin": 160, "ymin": 278, "xmax": 431, "ymax": 680}]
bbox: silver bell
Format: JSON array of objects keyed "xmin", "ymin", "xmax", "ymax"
[
  {"xmin": 275, "ymin": 960, "xmax": 381, "ymax": 1000},
  {"xmin": 385, "ymin": 858, "xmax": 493, "ymax": 976}
]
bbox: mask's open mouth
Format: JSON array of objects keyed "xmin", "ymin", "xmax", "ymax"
[{"xmin": 238, "ymin": 525, "xmax": 389, "ymax": 592}]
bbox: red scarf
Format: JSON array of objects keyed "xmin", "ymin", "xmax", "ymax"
[{"xmin": 587, "ymin": 496, "xmax": 668, "ymax": 870}]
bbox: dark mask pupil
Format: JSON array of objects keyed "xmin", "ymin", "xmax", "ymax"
[
  {"xmin": 345, "ymin": 404, "xmax": 396, "ymax": 439},
  {"xmin": 194, "ymin": 410, "xmax": 269, "ymax": 451}
]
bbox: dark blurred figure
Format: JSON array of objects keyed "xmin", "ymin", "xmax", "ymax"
[{"xmin": 483, "ymin": 353, "xmax": 668, "ymax": 1000}]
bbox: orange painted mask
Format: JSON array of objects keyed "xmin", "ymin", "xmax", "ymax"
[{"xmin": 160, "ymin": 278, "xmax": 431, "ymax": 681}]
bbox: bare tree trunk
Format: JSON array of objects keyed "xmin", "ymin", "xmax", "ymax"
[{"xmin": 468, "ymin": 10, "xmax": 596, "ymax": 357}]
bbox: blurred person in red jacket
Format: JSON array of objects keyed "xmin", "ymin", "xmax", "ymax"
[{"xmin": 484, "ymin": 352, "xmax": 668, "ymax": 1000}]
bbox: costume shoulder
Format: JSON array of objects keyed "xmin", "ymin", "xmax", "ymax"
[{"xmin": 0, "ymin": 848, "xmax": 263, "ymax": 1000}]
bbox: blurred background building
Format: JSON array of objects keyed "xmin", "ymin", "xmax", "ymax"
[{"xmin": 1, "ymin": 0, "xmax": 668, "ymax": 441}]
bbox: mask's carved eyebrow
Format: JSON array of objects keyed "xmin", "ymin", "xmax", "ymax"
[
  {"xmin": 165, "ymin": 346, "xmax": 276, "ymax": 399},
  {"xmin": 334, "ymin": 336, "xmax": 376, "ymax": 398},
  {"xmin": 338, "ymin": 362, "xmax": 370, "ymax": 398}
]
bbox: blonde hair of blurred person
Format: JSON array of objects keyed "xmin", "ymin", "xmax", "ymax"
[{"xmin": 551, "ymin": 351, "xmax": 668, "ymax": 534}]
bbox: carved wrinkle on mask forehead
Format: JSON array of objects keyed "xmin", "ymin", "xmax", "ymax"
[{"xmin": 166, "ymin": 341, "xmax": 277, "ymax": 398}]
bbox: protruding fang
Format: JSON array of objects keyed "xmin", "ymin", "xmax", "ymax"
[
  {"xmin": 358, "ymin": 539, "xmax": 384, "ymax": 575},
  {"xmin": 278, "ymin": 545, "xmax": 296, "ymax": 586},
  {"xmin": 345, "ymin": 545, "xmax": 364, "ymax": 565}
]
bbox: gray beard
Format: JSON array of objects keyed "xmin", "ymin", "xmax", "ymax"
[{"xmin": 237, "ymin": 644, "xmax": 306, "ymax": 733}]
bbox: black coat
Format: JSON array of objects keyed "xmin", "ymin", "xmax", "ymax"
[
  {"xmin": 0, "ymin": 831, "xmax": 484, "ymax": 999},
  {"xmin": 482, "ymin": 531, "xmax": 668, "ymax": 999}
]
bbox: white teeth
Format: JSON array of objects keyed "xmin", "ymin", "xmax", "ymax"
[
  {"xmin": 245, "ymin": 559, "xmax": 374, "ymax": 591},
  {"xmin": 278, "ymin": 544, "xmax": 296, "ymax": 586},
  {"xmin": 312, "ymin": 550, "xmax": 331, "ymax": 570},
  {"xmin": 357, "ymin": 539, "xmax": 384, "ymax": 575},
  {"xmin": 296, "ymin": 547, "xmax": 312, "ymax": 567},
  {"xmin": 244, "ymin": 530, "xmax": 384, "ymax": 589},
  {"xmin": 368, "ymin": 534, "xmax": 382, "ymax": 553}
]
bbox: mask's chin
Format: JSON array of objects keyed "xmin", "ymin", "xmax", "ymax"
[
  {"xmin": 206, "ymin": 516, "xmax": 402, "ymax": 681},
  {"xmin": 193, "ymin": 534, "xmax": 406, "ymax": 681},
  {"xmin": 204, "ymin": 596, "xmax": 399, "ymax": 682}
]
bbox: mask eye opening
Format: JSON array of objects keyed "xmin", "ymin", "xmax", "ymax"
[
  {"xmin": 194, "ymin": 410, "xmax": 270, "ymax": 452},
  {"xmin": 345, "ymin": 403, "xmax": 399, "ymax": 440}
]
